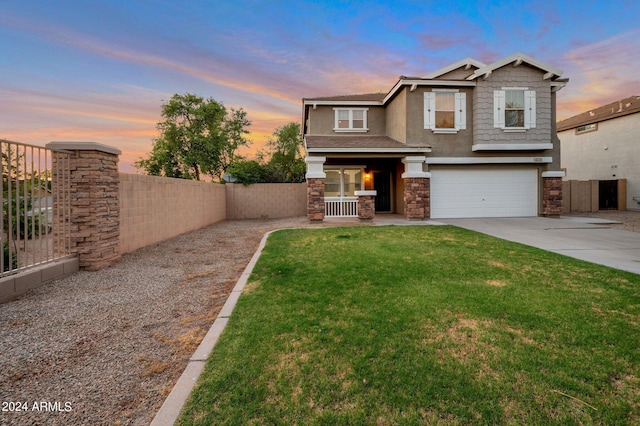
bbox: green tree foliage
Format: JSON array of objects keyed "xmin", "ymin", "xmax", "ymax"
[
  {"xmin": 135, "ymin": 93, "xmax": 251, "ymax": 181},
  {"xmin": 2, "ymin": 145, "xmax": 48, "ymax": 271},
  {"xmin": 227, "ymin": 122, "xmax": 306, "ymax": 185},
  {"xmin": 226, "ymin": 160, "xmax": 274, "ymax": 185},
  {"xmin": 2, "ymin": 148, "xmax": 46, "ymax": 241},
  {"xmin": 263, "ymin": 122, "xmax": 306, "ymax": 183}
]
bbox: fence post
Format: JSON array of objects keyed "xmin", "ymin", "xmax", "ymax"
[{"xmin": 46, "ymin": 142, "xmax": 121, "ymax": 271}]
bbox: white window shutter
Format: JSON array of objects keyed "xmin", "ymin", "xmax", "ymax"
[
  {"xmin": 424, "ymin": 92, "xmax": 435, "ymax": 130},
  {"xmin": 454, "ymin": 92, "xmax": 466, "ymax": 130},
  {"xmin": 494, "ymin": 90, "xmax": 505, "ymax": 128},
  {"xmin": 524, "ymin": 90, "xmax": 536, "ymax": 129}
]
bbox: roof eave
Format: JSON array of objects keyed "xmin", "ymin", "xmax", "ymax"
[{"xmin": 306, "ymin": 147, "xmax": 432, "ymax": 154}]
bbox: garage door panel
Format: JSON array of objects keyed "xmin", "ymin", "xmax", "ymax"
[{"xmin": 431, "ymin": 168, "xmax": 537, "ymax": 218}]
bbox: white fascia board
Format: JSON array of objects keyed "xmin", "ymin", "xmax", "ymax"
[
  {"xmin": 472, "ymin": 143, "xmax": 553, "ymax": 151},
  {"xmin": 303, "ymin": 100, "xmax": 383, "ymax": 106},
  {"xmin": 468, "ymin": 52, "xmax": 563, "ymax": 81},
  {"xmin": 307, "ymin": 147, "xmax": 432, "ymax": 154},
  {"xmin": 382, "ymin": 79, "xmax": 476, "ymax": 104},
  {"xmin": 426, "ymin": 156, "xmax": 552, "ymax": 164},
  {"xmin": 422, "ymin": 57, "xmax": 486, "ymax": 79}
]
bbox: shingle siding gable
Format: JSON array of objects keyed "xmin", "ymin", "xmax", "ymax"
[{"xmin": 473, "ymin": 64, "xmax": 552, "ymax": 144}]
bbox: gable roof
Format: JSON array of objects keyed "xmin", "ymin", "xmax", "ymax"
[
  {"xmin": 303, "ymin": 53, "xmax": 567, "ymax": 109},
  {"xmin": 557, "ymin": 95, "xmax": 640, "ymax": 132},
  {"xmin": 467, "ymin": 52, "xmax": 564, "ymax": 81},
  {"xmin": 422, "ymin": 57, "xmax": 486, "ymax": 79}
]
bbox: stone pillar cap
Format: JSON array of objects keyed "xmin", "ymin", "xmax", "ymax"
[{"xmin": 47, "ymin": 141, "xmax": 122, "ymax": 155}]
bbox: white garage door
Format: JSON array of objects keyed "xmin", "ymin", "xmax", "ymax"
[{"xmin": 431, "ymin": 168, "xmax": 538, "ymax": 218}]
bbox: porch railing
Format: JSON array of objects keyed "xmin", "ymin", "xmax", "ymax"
[
  {"xmin": 325, "ymin": 196, "xmax": 358, "ymax": 218},
  {"xmin": 1, "ymin": 139, "xmax": 72, "ymax": 277}
]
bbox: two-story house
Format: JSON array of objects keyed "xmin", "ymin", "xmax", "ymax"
[{"xmin": 303, "ymin": 53, "xmax": 568, "ymax": 220}]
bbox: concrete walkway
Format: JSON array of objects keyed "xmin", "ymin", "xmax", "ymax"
[{"xmin": 439, "ymin": 216, "xmax": 640, "ymax": 275}]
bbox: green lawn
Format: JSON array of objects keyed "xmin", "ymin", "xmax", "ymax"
[{"xmin": 178, "ymin": 226, "xmax": 640, "ymax": 425}]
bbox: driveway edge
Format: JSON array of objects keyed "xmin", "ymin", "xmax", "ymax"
[{"xmin": 150, "ymin": 230, "xmax": 275, "ymax": 426}]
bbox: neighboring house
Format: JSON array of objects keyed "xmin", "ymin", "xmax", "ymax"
[
  {"xmin": 302, "ymin": 53, "xmax": 568, "ymax": 220},
  {"xmin": 558, "ymin": 96, "xmax": 640, "ymax": 211}
]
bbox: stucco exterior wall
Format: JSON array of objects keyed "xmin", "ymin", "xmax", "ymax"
[
  {"xmin": 416, "ymin": 87, "xmax": 474, "ymax": 156},
  {"xmin": 560, "ymin": 113, "xmax": 640, "ymax": 210},
  {"xmin": 385, "ymin": 89, "xmax": 407, "ymax": 143},
  {"xmin": 307, "ymin": 105, "xmax": 386, "ymax": 135}
]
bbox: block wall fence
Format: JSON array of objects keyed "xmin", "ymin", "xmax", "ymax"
[
  {"xmin": 1, "ymin": 141, "xmax": 305, "ymax": 302},
  {"xmin": 119, "ymin": 176, "xmax": 306, "ymax": 254}
]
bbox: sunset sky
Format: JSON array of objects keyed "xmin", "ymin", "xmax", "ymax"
[{"xmin": 2, "ymin": 0, "xmax": 639, "ymax": 172}]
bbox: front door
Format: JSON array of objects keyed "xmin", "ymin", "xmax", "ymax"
[{"xmin": 374, "ymin": 172, "xmax": 392, "ymax": 212}]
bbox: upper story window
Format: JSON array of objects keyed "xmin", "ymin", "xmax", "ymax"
[
  {"xmin": 494, "ymin": 89, "xmax": 536, "ymax": 130},
  {"xmin": 424, "ymin": 90, "xmax": 466, "ymax": 133},
  {"xmin": 334, "ymin": 108, "xmax": 368, "ymax": 132}
]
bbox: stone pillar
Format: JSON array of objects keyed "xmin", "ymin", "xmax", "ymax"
[
  {"xmin": 355, "ymin": 190, "xmax": 377, "ymax": 220},
  {"xmin": 542, "ymin": 171, "xmax": 564, "ymax": 217},
  {"xmin": 305, "ymin": 156, "xmax": 326, "ymax": 221},
  {"xmin": 47, "ymin": 142, "xmax": 121, "ymax": 271},
  {"xmin": 402, "ymin": 156, "xmax": 430, "ymax": 220}
]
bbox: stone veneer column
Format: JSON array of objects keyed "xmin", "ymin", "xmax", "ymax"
[
  {"xmin": 305, "ymin": 156, "xmax": 326, "ymax": 221},
  {"xmin": 542, "ymin": 171, "xmax": 564, "ymax": 217},
  {"xmin": 402, "ymin": 156, "xmax": 430, "ymax": 220},
  {"xmin": 47, "ymin": 142, "xmax": 122, "ymax": 271},
  {"xmin": 355, "ymin": 190, "xmax": 377, "ymax": 220}
]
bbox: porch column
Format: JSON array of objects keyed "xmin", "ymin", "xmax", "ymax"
[
  {"xmin": 305, "ymin": 156, "xmax": 326, "ymax": 221},
  {"xmin": 355, "ymin": 190, "xmax": 377, "ymax": 220},
  {"xmin": 542, "ymin": 171, "xmax": 564, "ymax": 217},
  {"xmin": 402, "ymin": 156, "xmax": 430, "ymax": 220}
]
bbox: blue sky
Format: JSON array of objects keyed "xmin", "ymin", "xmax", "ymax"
[{"xmin": 2, "ymin": 0, "xmax": 639, "ymax": 171}]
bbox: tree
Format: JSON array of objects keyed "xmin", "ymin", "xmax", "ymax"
[
  {"xmin": 135, "ymin": 93, "xmax": 251, "ymax": 181},
  {"xmin": 262, "ymin": 122, "xmax": 306, "ymax": 183},
  {"xmin": 226, "ymin": 160, "xmax": 273, "ymax": 185}
]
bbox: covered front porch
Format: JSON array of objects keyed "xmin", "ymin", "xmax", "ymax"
[{"xmin": 305, "ymin": 155, "xmax": 431, "ymax": 221}]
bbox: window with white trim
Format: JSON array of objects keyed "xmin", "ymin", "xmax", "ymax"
[
  {"xmin": 424, "ymin": 90, "xmax": 466, "ymax": 133},
  {"xmin": 324, "ymin": 167, "xmax": 363, "ymax": 197},
  {"xmin": 494, "ymin": 89, "xmax": 536, "ymax": 130},
  {"xmin": 334, "ymin": 108, "xmax": 368, "ymax": 132}
]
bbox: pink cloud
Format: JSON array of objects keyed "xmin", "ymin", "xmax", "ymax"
[{"xmin": 557, "ymin": 29, "xmax": 640, "ymax": 119}]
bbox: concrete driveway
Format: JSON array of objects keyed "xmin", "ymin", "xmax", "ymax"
[{"xmin": 439, "ymin": 216, "xmax": 640, "ymax": 275}]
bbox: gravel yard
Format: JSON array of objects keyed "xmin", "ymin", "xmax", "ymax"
[
  {"xmin": 564, "ymin": 209, "xmax": 640, "ymax": 233},
  {"xmin": 1, "ymin": 211, "xmax": 638, "ymax": 425},
  {"xmin": 0, "ymin": 218, "xmax": 323, "ymax": 426}
]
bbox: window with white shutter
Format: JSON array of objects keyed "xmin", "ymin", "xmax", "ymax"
[
  {"xmin": 424, "ymin": 90, "xmax": 466, "ymax": 133},
  {"xmin": 494, "ymin": 89, "xmax": 536, "ymax": 130}
]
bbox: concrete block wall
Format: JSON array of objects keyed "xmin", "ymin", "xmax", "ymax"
[
  {"xmin": 119, "ymin": 173, "xmax": 226, "ymax": 254},
  {"xmin": 225, "ymin": 183, "xmax": 306, "ymax": 220},
  {"xmin": 0, "ymin": 257, "xmax": 79, "ymax": 304}
]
